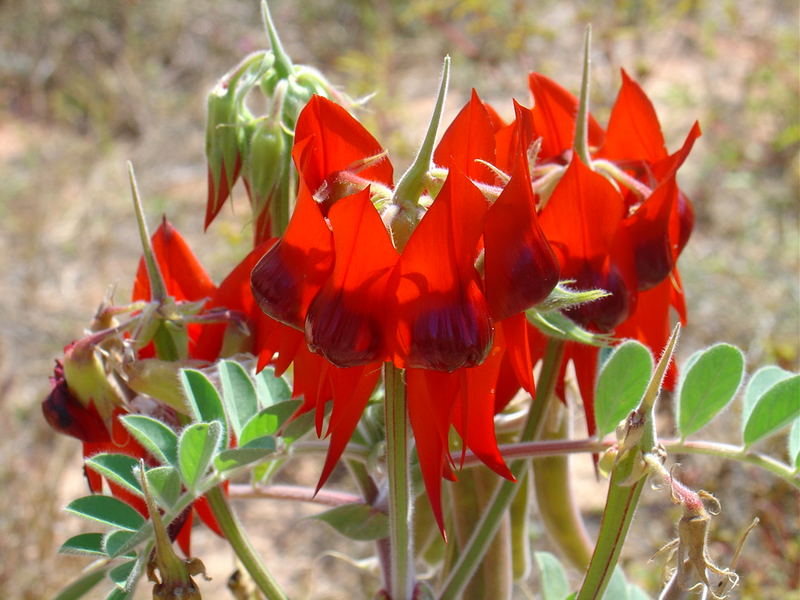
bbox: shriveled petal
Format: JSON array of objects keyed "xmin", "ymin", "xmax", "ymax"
[
  {"xmin": 394, "ymin": 172, "xmax": 493, "ymax": 371},
  {"xmin": 305, "ymin": 190, "xmax": 398, "ymax": 367},
  {"xmin": 250, "ymin": 185, "xmax": 333, "ymax": 329},
  {"xmin": 484, "ymin": 153, "xmax": 560, "ymax": 320},
  {"xmin": 434, "ymin": 90, "xmax": 498, "ymax": 184},
  {"xmin": 599, "ymin": 69, "xmax": 667, "ymax": 162},
  {"xmin": 528, "ymin": 73, "xmax": 604, "ymax": 161}
]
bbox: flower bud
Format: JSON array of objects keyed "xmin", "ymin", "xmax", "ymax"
[
  {"xmin": 123, "ymin": 358, "xmax": 197, "ymax": 415},
  {"xmin": 62, "ymin": 337, "xmax": 123, "ymax": 422}
]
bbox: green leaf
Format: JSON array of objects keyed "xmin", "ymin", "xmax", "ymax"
[
  {"xmin": 121, "ymin": 415, "xmax": 178, "ymax": 466},
  {"xmin": 59, "ymin": 533, "xmax": 105, "ymax": 556},
  {"xmin": 283, "ymin": 402, "xmax": 319, "ymax": 444},
  {"xmin": 85, "ymin": 454, "xmax": 142, "ymax": 496},
  {"xmin": 595, "ymin": 340, "xmax": 653, "ymax": 437},
  {"xmin": 534, "ymin": 551, "xmax": 570, "ymax": 600},
  {"xmin": 214, "ymin": 436, "xmax": 277, "ymax": 472},
  {"xmin": 53, "ymin": 569, "xmax": 107, "ymax": 600},
  {"xmin": 742, "ymin": 366, "xmax": 794, "ymax": 434},
  {"xmin": 103, "ymin": 530, "xmax": 137, "ymax": 559},
  {"xmin": 181, "ymin": 368, "xmax": 228, "ymax": 443},
  {"xmin": 788, "ymin": 418, "xmax": 800, "ymax": 469},
  {"xmin": 65, "ymin": 495, "xmax": 145, "ymax": 531},
  {"xmin": 145, "ymin": 466, "xmax": 182, "ymax": 508},
  {"xmin": 743, "ymin": 375, "xmax": 800, "ymax": 446},
  {"xmin": 178, "ymin": 421, "xmax": 223, "ymax": 491},
  {"xmin": 255, "ymin": 366, "xmax": 292, "ymax": 406},
  {"xmin": 109, "ymin": 559, "xmax": 138, "ymax": 589},
  {"xmin": 527, "ymin": 309, "xmax": 612, "ymax": 347},
  {"xmin": 106, "ymin": 588, "xmax": 134, "ymax": 600},
  {"xmin": 313, "ymin": 503, "xmax": 389, "ymax": 541},
  {"xmin": 677, "ymin": 343, "xmax": 745, "ymax": 438},
  {"xmin": 240, "ymin": 399, "xmax": 301, "ymax": 446},
  {"xmin": 219, "ymin": 360, "xmax": 259, "ymax": 438},
  {"xmin": 602, "ymin": 567, "xmax": 628, "ymax": 599}
]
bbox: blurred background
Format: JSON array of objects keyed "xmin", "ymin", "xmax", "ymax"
[{"xmin": 0, "ymin": 0, "xmax": 797, "ymax": 598}]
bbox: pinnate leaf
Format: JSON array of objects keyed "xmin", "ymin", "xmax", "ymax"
[
  {"xmin": 313, "ymin": 503, "xmax": 389, "ymax": 541},
  {"xmin": 219, "ymin": 360, "xmax": 259, "ymax": 438},
  {"xmin": 743, "ymin": 375, "xmax": 800, "ymax": 446},
  {"xmin": 59, "ymin": 533, "xmax": 105, "ymax": 556},
  {"xmin": 742, "ymin": 366, "xmax": 793, "ymax": 434},
  {"xmin": 66, "ymin": 495, "xmax": 145, "ymax": 531},
  {"xmin": 214, "ymin": 436, "xmax": 276, "ymax": 472},
  {"xmin": 178, "ymin": 421, "xmax": 222, "ymax": 491},
  {"xmin": 85, "ymin": 454, "xmax": 142, "ymax": 496},
  {"xmin": 121, "ymin": 415, "xmax": 178, "ymax": 466},
  {"xmin": 534, "ymin": 551, "xmax": 570, "ymax": 600},
  {"xmin": 181, "ymin": 369, "xmax": 228, "ymax": 443},
  {"xmin": 595, "ymin": 340, "xmax": 653, "ymax": 437},
  {"xmin": 677, "ymin": 343, "xmax": 744, "ymax": 437}
]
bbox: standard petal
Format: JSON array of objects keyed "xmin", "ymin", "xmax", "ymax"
[
  {"xmin": 484, "ymin": 152, "xmax": 560, "ymax": 320},
  {"xmin": 598, "ymin": 69, "xmax": 667, "ymax": 162},
  {"xmin": 434, "ymin": 89, "xmax": 498, "ymax": 184},
  {"xmin": 528, "ymin": 73, "xmax": 604, "ymax": 161},
  {"xmin": 250, "ymin": 185, "xmax": 333, "ymax": 328},
  {"xmin": 394, "ymin": 172, "xmax": 493, "ymax": 371},
  {"xmin": 305, "ymin": 189, "xmax": 399, "ymax": 367}
]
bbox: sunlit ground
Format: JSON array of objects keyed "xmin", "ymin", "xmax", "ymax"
[{"xmin": 1, "ymin": 1, "xmax": 797, "ymax": 598}]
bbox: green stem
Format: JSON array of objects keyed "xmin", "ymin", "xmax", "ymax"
[
  {"xmin": 438, "ymin": 339, "xmax": 565, "ymax": 600},
  {"xmin": 205, "ymin": 485, "xmax": 288, "ymax": 600},
  {"xmin": 261, "ymin": 1, "xmax": 293, "ymax": 79},
  {"xmin": 384, "ymin": 362, "xmax": 414, "ymax": 599},
  {"xmin": 128, "ymin": 162, "xmax": 167, "ymax": 303},
  {"xmin": 664, "ymin": 439, "xmax": 800, "ymax": 487},
  {"xmin": 574, "ymin": 26, "xmax": 593, "ymax": 166}
]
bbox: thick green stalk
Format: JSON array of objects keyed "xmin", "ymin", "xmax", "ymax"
[
  {"xmin": 438, "ymin": 340, "xmax": 565, "ymax": 599},
  {"xmin": 205, "ymin": 486, "xmax": 288, "ymax": 600},
  {"xmin": 128, "ymin": 162, "xmax": 167, "ymax": 303},
  {"xmin": 532, "ymin": 402, "xmax": 593, "ymax": 570},
  {"xmin": 384, "ymin": 362, "xmax": 414, "ymax": 599},
  {"xmin": 575, "ymin": 325, "xmax": 680, "ymax": 600},
  {"xmin": 574, "ymin": 26, "xmax": 593, "ymax": 166}
]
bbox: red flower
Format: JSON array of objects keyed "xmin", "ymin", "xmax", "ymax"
[
  {"xmin": 519, "ymin": 69, "xmax": 700, "ymax": 432},
  {"xmin": 251, "ymin": 94, "xmax": 560, "ymax": 530}
]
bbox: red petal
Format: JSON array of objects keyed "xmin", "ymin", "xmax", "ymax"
[
  {"xmin": 132, "ymin": 218, "xmax": 216, "ymax": 303},
  {"xmin": 528, "ymin": 73, "xmax": 604, "ymax": 161},
  {"xmin": 434, "ymin": 90, "xmax": 498, "ymax": 184},
  {"xmin": 499, "ymin": 313, "xmax": 535, "ymax": 397},
  {"xmin": 305, "ymin": 190, "xmax": 399, "ymax": 367},
  {"xmin": 484, "ymin": 152, "xmax": 559, "ymax": 320},
  {"xmin": 293, "ymin": 95, "xmax": 393, "ymax": 196},
  {"xmin": 452, "ymin": 345, "xmax": 514, "ymax": 480},
  {"xmin": 250, "ymin": 185, "xmax": 333, "ymax": 328},
  {"xmin": 407, "ymin": 368, "xmax": 460, "ymax": 536},
  {"xmin": 193, "ymin": 240, "xmax": 276, "ymax": 361},
  {"xmin": 495, "ymin": 100, "xmax": 535, "ymax": 173},
  {"xmin": 175, "ymin": 510, "xmax": 193, "ymax": 557},
  {"xmin": 625, "ymin": 175, "xmax": 678, "ymax": 290},
  {"xmin": 194, "ymin": 493, "xmax": 225, "ymax": 538},
  {"xmin": 598, "ymin": 69, "xmax": 667, "ymax": 163},
  {"xmin": 394, "ymin": 172, "xmax": 492, "ymax": 371},
  {"xmin": 316, "ymin": 363, "xmax": 381, "ymax": 491},
  {"xmin": 205, "ymin": 155, "xmax": 242, "ymax": 230}
]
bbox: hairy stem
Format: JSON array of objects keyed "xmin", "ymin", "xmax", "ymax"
[
  {"xmin": 384, "ymin": 362, "xmax": 414, "ymax": 599},
  {"xmin": 205, "ymin": 486, "xmax": 288, "ymax": 600}
]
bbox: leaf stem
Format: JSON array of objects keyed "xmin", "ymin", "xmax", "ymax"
[
  {"xmin": 384, "ymin": 362, "xmax": 414, "ymax": 599},
  {"xmin": 205, "ymin": 485, "xmax": 288, "ymax": 600},
  {"xmin": 438, "ymin": 339, "xmax": 565, "ymax": 599},
  {"xmin": 228, "ymin": 483, "xmax": 362, "ymax": 506}
]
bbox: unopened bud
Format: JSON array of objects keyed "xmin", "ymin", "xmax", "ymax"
[{"xmin": 62, "ymin": 338, "xmax": 123, "ymax": 422}]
